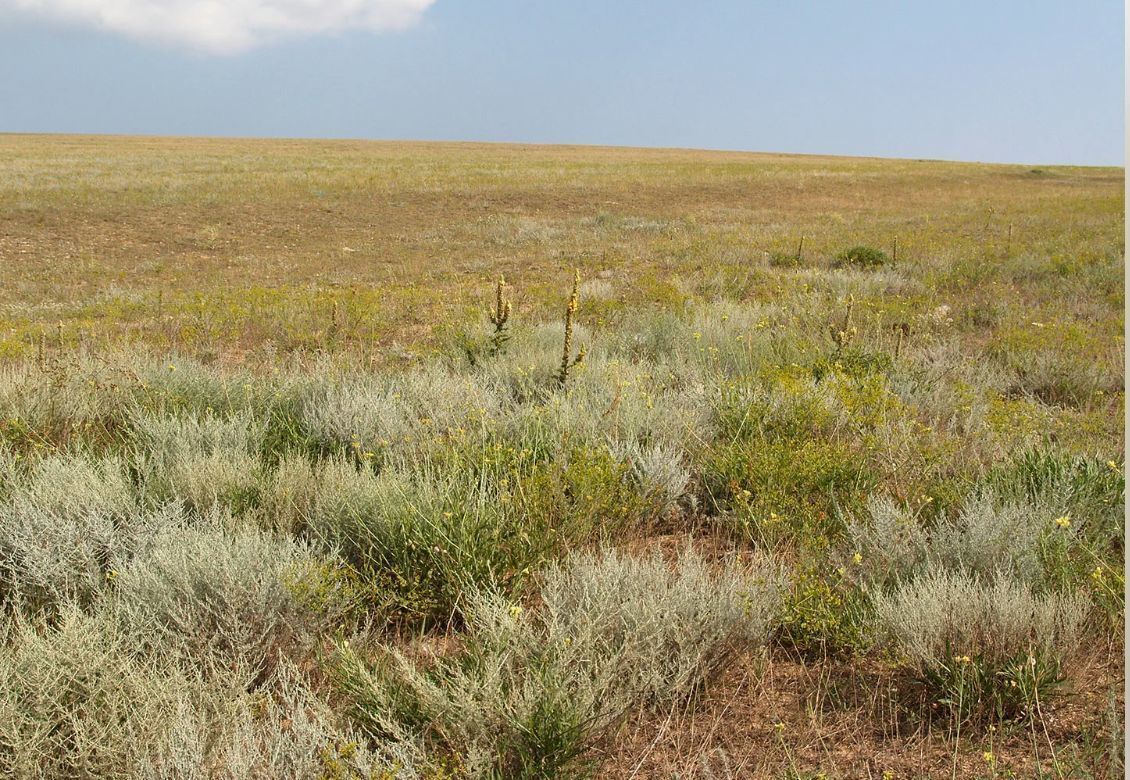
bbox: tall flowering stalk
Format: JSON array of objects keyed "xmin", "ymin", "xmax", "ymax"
[
  {"xmin": 487, "ymin": 275, "xmax": 512, "ymax": 355},
  {"xmin": 557, "ymin": 270, "xmax": 586, "ymax": 387}
]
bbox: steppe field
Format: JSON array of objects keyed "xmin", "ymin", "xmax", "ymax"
[{"xmin": 0, "ymin": 134, "xmax": 1124, "ymax": 778}]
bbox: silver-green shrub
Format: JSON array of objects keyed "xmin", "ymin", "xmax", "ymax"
[
  {"xmin": 539, "ymin": 547, "xmax": 782, "ymax": 700},
  {"xmin": 335, "ymin": 547, "xmax": 783, "ymax": 778},
  {"xmin": 131, "ymin": 409, "xmax": 265, "ymax": 513},
  {"xmin": 300, "ymin": 366, "xmax": 505, "ymax": 460},
  {"xmin": 0, "ymin": 455, "xmax": 165, "ymax": 612},
  {"xmin": 611, "ymin": 440, "xmax": 692, "ymax": 513},
  {"xmin": 0, "ymin": 606, "xmax": 197, "ymax": 778},
  {"xmin": 849, "ymin": 491, "xmax": 1058, "ymax": 586},
  {"xmin": 114, "ymin": 518, "xmax": 353, "ymax": 672},
  {"xmin": 255, "ymin": 452, "xmax": 322, "ymax": 533},
  {"xmin": 0, "ymin": 607, "xmax": 411, "ymax": 779},
  {"xmin": 874, "ymin": 568, "xmax": 1087, "ymax": 721},
  {"xmin": 875, "ymin": 569, "xmax": 1085, "ymax": 668},
  {"xmin": 138, "ymin": 659, "xmax": 421, "ymax": 780}
]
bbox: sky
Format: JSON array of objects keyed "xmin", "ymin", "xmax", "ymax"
[{"xmin": 0, "ymin": 1, "xmax": 1124, "ymax": 165}]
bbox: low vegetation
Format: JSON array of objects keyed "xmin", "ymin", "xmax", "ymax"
[{"xmin": 0, "ymin": 136, "xmax": 1122, "ymax": 777}]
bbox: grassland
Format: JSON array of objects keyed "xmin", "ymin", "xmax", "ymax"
[{"xmin": 0, "ymin": 134, "xmax": 1124, "ymax": 778}]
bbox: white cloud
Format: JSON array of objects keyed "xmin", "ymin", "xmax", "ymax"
[{"xmin": 6, "ymin": 0, "xmax": 436, "ymax": 53}]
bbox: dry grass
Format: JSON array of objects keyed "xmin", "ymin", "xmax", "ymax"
[
  {"xmin": 602, "ymin": 643, "xmax": 1124, "ymax": 779},
  {"xmin": 0, "ymin": 135, "xmax": 1122, "ymax": 367}
]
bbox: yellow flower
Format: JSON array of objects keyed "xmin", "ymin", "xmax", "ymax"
[
  {"xmin": 983, "ymin": 751, "xmax": 995, "ymax": 764},
  {"xmin": 1108, "ymin": 460, "xmax": 1120, "ymax": 472},
  {"xmin": 852, "ymin": 552, "xmax": 863, "ymax": 565},
  {"xmin": 508, "ymin": 605, "xmax": 523, "ymax": 618},
  {"xmin": 1054, "ymin": 515, "xmax": 1071, "ymax": 529}
]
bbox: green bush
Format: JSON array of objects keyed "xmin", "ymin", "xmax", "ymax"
[
  {"xmin": 703, "ymin": 436, "xmax": 870, "ymax": 550},
  {"xmin": 516, "ymin": 445, "xmax": 659, "ymax": 540},
  {"xmin": 987, "ymin": 448, "xmax": 1124, "ymax": 552},
  {"xmin": 834, "ymin": 245, "xmax": 890, "ymax": 269},
  {"xmin": 777, "ymin": 562, "xmax": 871, "ymax": 657},
  {"xmin": 769, "ymin": 250, "xmax": 802, "ymax": 269},
  {"xmin": 985, "ymin": 449, "xmax": 1124, "ymax": 621},
  {"xmin": 306, "ymin": 464, "xmax": 554, "ymax": 625},
  {"xmin": 810, "ymin": 347, "xmax": 893, "ymax": 382}
]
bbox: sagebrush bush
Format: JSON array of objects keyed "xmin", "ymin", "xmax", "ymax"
[
  {"xmin": 984, "ymin": 451, "xmax": 1125, "ymax": 623},
  {"xmin": 132, "ymin": 356, "xmax": 257, "ymax": 414},
  {"xmin": 334, "ymin": 547, "xmax": 783, "ymax": 779},
  {"xmin": 538, "ymin": 547, "xmax": 783, "ymax": 700},
  {"xmin": 140, "ymin": 659, "xmax": 419, "ymax": 780},
  {"xmin": 1004, "ymin": 346, "xmax": 1123, "ymax": 408},
  {"xmin": 487, "ymin": 347, "xmax": 710, "ymax": 463},
  {"xmin": 848, "ymin": 490, "xmax": 1073, "ymax": 588},
  {"xmin": 131, "ymin": 409, "xmax": 266, "ymax": 513},
  {"xmin": 0, "ymin": 455, "xmax": 169, "ymax": 613},
  {"xmin": 610, "ymin": 440, "xmax": 691, "ymax": 514},
  {"xmin": 0, "ymin": 606, "xmax": 195, "ymax": 778},
  {"xmin": 114, "ymin": 518, "xmax": 356, "ymax": 674},
  {"xmin": 0, "ymin": 446, "xmax": 18, "ymax": 500},
  {"xmin": 875, "ymin": 569, "xmax": 1086, "ymax": 722},
  {"xmin": 0, "ymin": 605, "xmax": 176, "ymax": 773},
  {"xmin": 300, "ymin": 377, "xmax": 408, "ymax": 456},
  {"xmin": 0, "ymin": 607, "xmax": 412, "ymax": 779},
  {"xmin": 255, "ymin": 451, "xmax": 322, "ymax": 533},
  {"xmin": 300, "ymin": 367, "xmax": 505, "ymax": 462},
  {"xmin": 0, "ymin": 357, "xmax": 136, "ymax": 449}
]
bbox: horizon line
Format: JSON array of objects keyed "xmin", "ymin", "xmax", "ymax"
[{"xmin": 2, "ymin": 131, "xmax": 1123, "ymax": 170}]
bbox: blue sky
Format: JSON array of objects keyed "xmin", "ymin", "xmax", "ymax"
[{"xmin": 0, "ymin": 0, "xmax": 1124, "ymax": 165}]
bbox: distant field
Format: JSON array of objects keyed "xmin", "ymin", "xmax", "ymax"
[
  {"xmin": 0, "ymin": 134, "xmax": 1122, "ymax": 361},
  {"xmin": 0, "ymin": 135, "xmax": 1123, "ymax": 778}
]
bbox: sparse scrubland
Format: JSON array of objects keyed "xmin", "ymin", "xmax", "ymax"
[{"xmin": 0, "ymin": 136, "xmax": 1123, "ymax": 778}]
